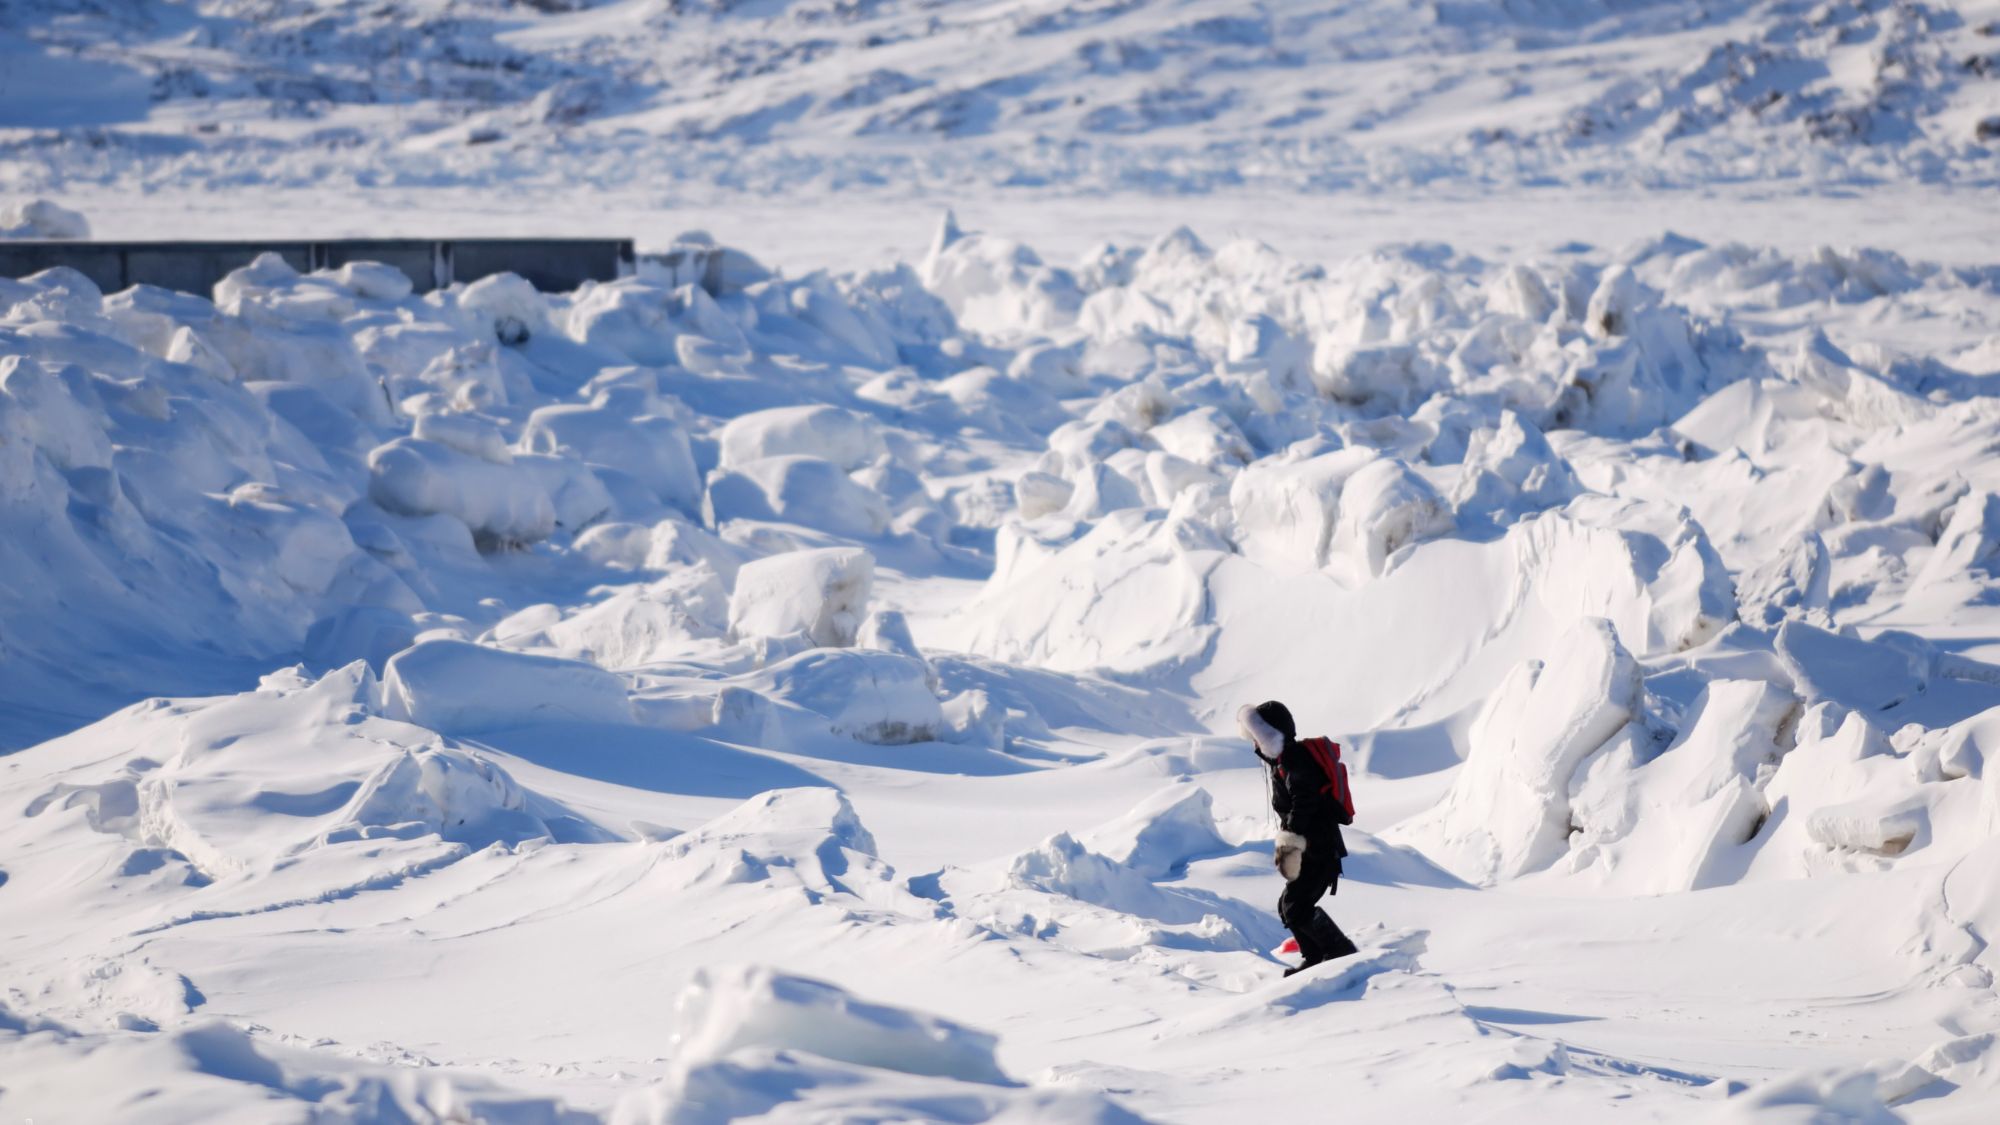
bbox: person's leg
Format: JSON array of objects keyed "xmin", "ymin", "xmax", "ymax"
[
  {"xmin": 1278, "ymin": 850, "xmax": 1337, "ymax": 968},
  {"xmin": 1306, "ymin": 870, "xmax": 1359, "ymax": 959},
  {"xmin": 1279, "ymin": 883, "xmax": 1322, "ymax": 964},
  {"xmin": 1310, "ymin": 907, "xmax": 1359, "ymax": 959}
]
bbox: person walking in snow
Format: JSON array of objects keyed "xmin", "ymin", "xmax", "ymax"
[{"xmin": 1240, "ymin": 700, "xmax": 1360, "ymax": 976}]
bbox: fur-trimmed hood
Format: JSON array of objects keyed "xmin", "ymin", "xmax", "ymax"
[{"xmin": 1238, "ymin": 703, "xmax": 1286, "ymax": 760}]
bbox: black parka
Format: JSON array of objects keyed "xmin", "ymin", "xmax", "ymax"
[{"xmin": 1269, "ymin": 738, "xmax": 1349, "ymax": 863}]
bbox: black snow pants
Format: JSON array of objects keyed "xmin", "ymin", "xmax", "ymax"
[{"xmin": 1278, "ymin": 840, "xmax": 1358, "ymax": 965}]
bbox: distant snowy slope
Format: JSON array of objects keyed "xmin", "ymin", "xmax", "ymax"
[{"xmin": 2, "ymin": 0, "xmax": 1996, "ymax": 193}]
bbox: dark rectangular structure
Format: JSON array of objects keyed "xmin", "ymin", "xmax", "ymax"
[{"xmin": 0, "ymin": 238, "xmax": 635, "ymax": 298}]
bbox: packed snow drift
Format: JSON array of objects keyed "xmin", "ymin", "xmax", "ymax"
[
  {"xmin": 3, "ymin": 1, "xmax": 2000, "ymax": 1120},
  {"xmin": 3, "ymin": 198, "xmax": 2000, "ymax": 1121}
]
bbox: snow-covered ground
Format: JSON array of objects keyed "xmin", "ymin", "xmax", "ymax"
[
  {"xmin": 5, "ymin": 0, "xmax": 1999, "ymax": 195},
  {"xmin": 5, "ymin": 0, "xmax": 2000, "ymax": 1122}
]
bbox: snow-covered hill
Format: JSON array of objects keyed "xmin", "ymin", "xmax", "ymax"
[
  {"xmin": 3, "ymin": 0, "xmax": 1998, "ymax": 195},
  {"xmin": 2, "ymin": 204, "xmax": 2000, "ymax": 1120},
  {"xmin": 5, "ymin": 0, "xmax": 2000, "ymax": 1121}
]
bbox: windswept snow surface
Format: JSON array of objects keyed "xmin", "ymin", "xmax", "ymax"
[
  {"xmin": 3, "ymin": 2, "xmax": 2000, "ymax": 1118},
  {"xmin": 3, "ymin": 208, "xmax": 2000, "ymax": 1123},
  {"xmin": 2, "ymin": 0, "xmax": 1998, "ymax": 199}
]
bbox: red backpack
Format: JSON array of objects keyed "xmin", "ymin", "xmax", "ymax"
[{"xmin": 1296, "ymin": 736, "xmax": 1356, "ymax": 824}]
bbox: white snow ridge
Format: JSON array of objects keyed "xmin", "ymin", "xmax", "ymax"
[{"xmin": 5, "ymin": 0, "xmax": 2000, "ymax": 1120}]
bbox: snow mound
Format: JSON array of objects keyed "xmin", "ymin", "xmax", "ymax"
[
  {"xmin": 618, "ymin": 1045, "xmax": 1143, "ymax": 1125},
  {"xmin": 705, "ymin": 455, "xmax": 892, "ymax": 538},
  {"xmin": 1919, "ymin": 492, "xmax": 2000, "ymax": 586},
  {"xmin": 1518, "ymin": 502, "xmax": 1733, "ymax": 658},
  {"xmin": 578, "ymin": 514, "xmax": 746, "ymax": 582},
  {"xmin": 0, "ymin": 337, "xmax": 404, "ymax": 735},
  {"xmin": 1737, "ymin": 532, "xmax": 1833, "ymax": 629},
  {"xmin": 1229, "ymin": 447, "xmax": 1379, "ymax": 576},
  {"xmin": 454, "ymin": 271, "xmax": 553, "ymax": 344},
  {"xmin": 381, "ymin": 639, "xmax": 634, "ymax": 733},
  {"xmin": 0, "ymin": 1011, "xmax": 590, "ymax": 1124},
  {"xmin": 368, "ymin": 436, "xmax": 557, "ymax": 548},
  {"xmin": 660, "ymin": 787, "xmax": 884, "ymax": 893},
  {"xmin": 528, "ymin": 575, "xmax": 729, "ymax": 669},
  {"xmin": 1330, "ymin": 456, "xmax": 1455, "ymax": 580},
  {"xmin": 680, "ymin": 786, "xmax": 876, "ymax": 853},
  {"xmin": 332, "ymin": 738, "xmax": 586, "ymax": 850},
  {"xmin": 1569, "ymin": 678, "xmax": 1798, "ymax": 893},
  {"xmin": 923, "ymin": 219, "xmax": 1085, "ymax": 338},
  {"xmin": 520, "ymin": 401, "xmax": 700, "ymax": 514},
  {"xmin": 1804, "ymin": 801, "xmax": 1924, "ymax": 857},
  {"xmin": 1709, "ymin": 1068, "xmax": 1901, "ymax": 1124},
  {"xmin": 567, "ymin": 279, "xmax": 734, "ymax": 365},
  {"xmin": 1081, "ymin": 784, "xmax": 1232, "ymax": 880},
  {"xmin": 1189, "ymin": 930, "xmax": 1431, "ymax": 1032},
  {"xmin": 744, "ymin": 648, "xmax": 944, "ymax": 745},
  {"xmin": 1000, "ymin": 831, "xmax": 1276, "ymax": 952},
  {"xmin": 963, "ymin": 510, "xmax": 1223, "ymax": 676},
  {"xmin": 670, "ymin": 964, "xmax": 1011, "ymax": 1084},
  {"xmin": 717, "ymin": 405, "xmax": 887, "ymax": 472},
  {"xmin": 1262, "ymin": 930, "xmax": 1429, "ymax": 1014},
  {"xmin": 966, "ymin": 458, "xmax": 1730, "ymax": 696},
  {"xmin": 1912, "ymin": 1031, "xmax": 2000, "ymax": 1100},
  {"xmin": 3, "ymin": 661, "xmax": 604, "ymax": 916},
  {"xmin": 1394, "ymin": 618, "xmax": 1640, "ymax": 884},
  {"xmin": 1, "ymin": 198, "xmax": 89, "ymax": 239},
  {"xmin": 728, "ymin": 547, "xmax": 874, "ymax": 649},
  {"xmin": 1739, "ymin": 704, "xmax": 1976, "ymax": 881},
  {"xmin": 1774, "ymin": 622, "xmax": 1929, "ymax": 715},
  {"xmin": 1451, "ymin": 412, "xmax": 1581, "ymax": 526}
]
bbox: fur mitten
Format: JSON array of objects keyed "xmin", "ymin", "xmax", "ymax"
[{"xmin": 1274, "ymin": 830, "xmax": 1307, "ymax": 881}]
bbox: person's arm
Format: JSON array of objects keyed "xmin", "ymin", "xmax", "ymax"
[
  {"xmin": 1242, "ymin": 705, "xmax": 1308, "ymax": 878},
  {"xmin": 1279, "ymin": 740, "xmax": 1333, "ymax": 832},
  {"xmin": 1272, "ymin": 751, "xmax": 1311, "ymax": 881}
]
